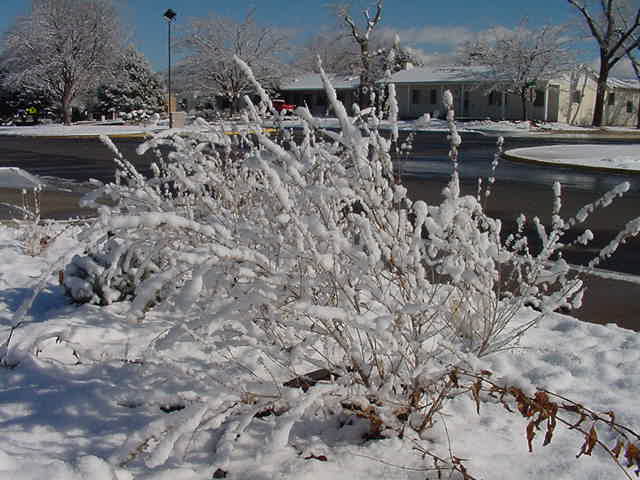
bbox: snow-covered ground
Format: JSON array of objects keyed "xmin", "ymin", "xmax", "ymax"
[
  {"xmin": 0, "ymin": 123, "xmax": 163, "ymax": 137},
  {"xmin": 0, "ymin": 167, "xmax": 43, "ymax": 188},
  {"xmin": 0, "ymin": 225, "xmax": 638, "ymax": 480},
  {"xmin": 505, "ymin": 144, "xmax": 640, "ymax": 171},
  {"xmin": 2, "ymin": 117, "xmax": 639, "ymax": 139}
]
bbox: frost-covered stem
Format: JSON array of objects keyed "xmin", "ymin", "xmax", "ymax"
[
  {"xmin": 442, "ymin": 90, "xmax": 461, "ymax": 171},
  {"xmin": 588, "ymin": 216, "xmax": 640, "ymax": 269},
  {"xmin": 233, "ymin": 55, "xmax": 276, "ymax": 117},
  {"xmin": 483, "ymin": 136, "xmax": 503, "ymax": 203}
]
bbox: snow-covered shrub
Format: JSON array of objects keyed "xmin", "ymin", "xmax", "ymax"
[
  {"xmin": 63, "ymin": 236, "xmax": 160, "ymax": 305},
  {"xmin": 10, "ymin": 186, "xmax": 64, "ymax": 257},
  {"xmin": 119, "ymin": 109, "xmax": 153, "ymax": 124},
  {"xmin": 94, "ymin": 46, "xmax": 165, "ymax": 124},
  {"xmin": 72, "ymin": 59, "xmax": 639, "ymax": 456}
]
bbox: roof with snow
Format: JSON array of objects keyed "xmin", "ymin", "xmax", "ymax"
[
  {"xmin": 559, "ymin": 65, "xmax": 640, "ymax": 90},
  {"xmin": 607, "ymin": 76, "xmax": 640, "ymax": 90},
  {"xmin": 280, "ymin": 73, "xmax": 360, "ymax": 91},
  {"xmin": 386, "ymin": 65, "xmax": 492, "ymax": 84},
  {"xmin": 280, "ymin": 67, "xmax": 640, "ymax": 92}
]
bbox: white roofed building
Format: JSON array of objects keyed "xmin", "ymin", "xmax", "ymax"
[
  {"xmin": 278, "ymin": 67, "xmax": 640, "ymax": 127},
  {"xmin": 279, "ymin": 73, "xmax": 360, "ymax": 116}
]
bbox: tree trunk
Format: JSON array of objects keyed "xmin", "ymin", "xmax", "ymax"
[
  {"xmin": 592, "ymin": 59, "xmax": 609, "ymax": 127},
  {"xmin": 62, "ymin": 83, "xmax": 73, "ymax": 126},
  {"xmin": 359, "ymin": 41, "xmax": 372, "ymax": 110},
  {"xmin": 520, "ymin": 89, "xmax": 528, "ymax": 122}
]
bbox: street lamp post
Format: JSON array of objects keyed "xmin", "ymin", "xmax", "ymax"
[{"xmin": 163, "ymin": 8, "xmax": 177, "ymax": 128}]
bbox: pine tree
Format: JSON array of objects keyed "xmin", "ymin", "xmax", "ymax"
[
  {"xmin": 0, "ymin": 69, "xmax": 54, "ymax": 123},
  {"xmin": 95, "ymin": 47, "xmax": 165, "ymax": 122}
]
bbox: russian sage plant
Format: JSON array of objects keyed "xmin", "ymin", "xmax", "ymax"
[{"xmin": 68, "ymin": 59, "xmax": 638, "ymax": 447}]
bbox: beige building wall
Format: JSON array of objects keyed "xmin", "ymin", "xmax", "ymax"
[
  {"xmin": 556, "ymin": 74, "xmax": 596, "ymax": 125},
  {"xmin": 556, "ymin": 74, "xmax": 638, "ymax": 127},
  {"xmin": 603, "ymin": 89, "xmax": 639, "ymax": 127},
  {"xmin": 396, "ymin": 84, "xmax": 512, "ymax": 120},
  {"xmin": 395, "ymin": 83, "xmax": 559, "ymax": 122},
  {"xmin": 395, "ymin": 75, "xmax": 639, "ymax": 126}
]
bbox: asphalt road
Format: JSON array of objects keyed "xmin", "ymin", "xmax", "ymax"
[
  {"xmin": 0, "ymin": 132, "xmax": 639, "ymax": 330},
  {"xmin": 0, "ymin": 135, "xmax": 158, "ymax": 183}
]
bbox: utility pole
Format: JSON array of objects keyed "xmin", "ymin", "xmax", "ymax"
[{"xmin": 163, "ymin": 9, "xmax": 177, "ymax": 128}]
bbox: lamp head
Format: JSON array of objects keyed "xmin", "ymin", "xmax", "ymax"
[{"xmin": 163, "ymin": 9, "xmax": 176, "ymax": 21}]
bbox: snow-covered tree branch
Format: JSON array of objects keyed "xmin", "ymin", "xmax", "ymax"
[
  {"xmin": 568, "ymin": 0, "xmax": 640, "ymax": 126},
  {"xmin": 0, "ymin": 0, "xmax": 125, "ymax": 125},
  {"xmin": 94, "ymin": 46, "xmax": 165, "ymax": 123},
  {"xmin": 179, "ymin": 10, "xmax": 292, "ymax": 115},
  {"xmin": 458, "ymin": 20, "xmax": 575, "ymax": 121},
  {"xmin": 335, "ymin": 1, "xmax": 385, "ymax": 108}
]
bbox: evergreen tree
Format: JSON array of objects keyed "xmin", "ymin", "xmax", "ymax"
[
  {"xmin": 95, "ymin": 47, "xmax": 165, "ymax": 122},
  {"xmin": 0, "ymin": 69, "xmax": 54, "ymax": 123}
]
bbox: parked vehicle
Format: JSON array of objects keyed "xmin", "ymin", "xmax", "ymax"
[{"xmin": 272, "ymin": 99, "xmax": 295, "ymax": 114}]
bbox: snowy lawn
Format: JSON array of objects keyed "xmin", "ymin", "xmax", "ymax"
[
  {"xmin": 0, "ymin": 224, "xmax": 638, "ymax": 480},
  {"xmin": 0, "ymin": 123, "xmax": 163, "ymax": 137},
  {"xmin": 505, "ymin": 144, "xmax": 640, "ymax": 172},
  {"xmin": 0, "ymin": 168, "xmax": 43, "ymax": 189},
  {"xmin": 2, "ymin": 117, "xmax": 639, "ymax": 139}
]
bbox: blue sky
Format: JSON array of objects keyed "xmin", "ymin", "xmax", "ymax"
[{"xmin": 0, "ymin": 0, "xmax": 621, "ymax": 74}]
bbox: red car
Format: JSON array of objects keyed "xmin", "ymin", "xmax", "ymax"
[{"xmin": 273, "ymin": 99, "xmax": 296, "ymax": 114}]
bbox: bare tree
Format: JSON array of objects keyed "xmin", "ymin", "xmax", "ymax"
[
  {"xmin": 294, "ymin": 29, "xmax": 421, "ymax": 76},
  {"xmin": 293, "ymin": 31, "xmax": 359, "ymax": 74},
  {"xmin": 180, "ymin": 11, "xmax": 291, "ymax": 114},
  {"xmin": 568, "ymin": 0, "xmax": 640, "ymax": 126},
  {"xmin": 335, "ymin": 1, "xmax": 384, "ymax": 108},
  {"xmin": 0, "ymin": 0, "xmax": 124, "ymax": 125},
  {"xmin": 459, "ymin": 21, "xmax": 575, "ymax": 121}
]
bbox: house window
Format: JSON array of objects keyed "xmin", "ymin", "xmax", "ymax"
[
  {"xmin": 627, "ymin": 101, "xmax": 634, "ymax": 113},
  {"xmin": 533, "ymin": 89, "xmax": 545, "ymax": 107},
  {"xmin": 430, "ymin": 89, "xmax": 437, "ymax": 104},
  {"xmin": 572, "ymin": 91, "xmax": 582, "ymax": 103},
  {"xmin": 412, "ymin": 89, "xmax": 421, "ymax": 105},
  {"xmin": 316, "ymin": 94, "xmax": 326, "ymax": 106},
  {"xmin": 488, "ymin": 91, "xmax": 502, "ymax": 106},
  {"xmin": 608, "ymin": 92, "xmax": 615, "ymax": 106}
]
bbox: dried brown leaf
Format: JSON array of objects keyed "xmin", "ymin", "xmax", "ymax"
[
  {"xmin": 527, "ymin": 421, "xmax": 536, "ymax": 453},
  {"xmin": 534, "ymin": 391, "xmax": 549, "ymax": 405},
  {"xmin": 577, "ymin": 426, "xmax": 598, "ymax": 458},
  {"xmin": 471, "ymin": 380, "xmax": 481, "ymax": 415},
  {"xmin": 449, "ymin": 369, "xmax": 459, "ymax": 388},
  {"xmin": 604, "ymin": 410, "xmax": 616, "ymax": 429},
  {"xmin": 543, "ymin": 415, "xmax": 557, "ymax": 447},
  {"xmin": 612, "ymin": 439, "xmax": 625, "ymax": 459},
  {"xmin": 625, "ymin": 443, "xmax": 640, "ymax": 468},
  {"xmin": 509, "ymin": 387, "xmax": 531, "ymax": 417}
]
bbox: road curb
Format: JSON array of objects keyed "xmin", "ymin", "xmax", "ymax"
[{"xmin": 502, "ymin": 151, "xmax": 640, "ymax": 175}]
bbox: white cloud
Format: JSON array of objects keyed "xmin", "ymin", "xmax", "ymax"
[
  {"xmin": 588, "ymin": 56, "xmax": 637, "ymax": 79},
  {"xmin": 380, "ymin": 25, "xmax": 474, "ymax": 48},
  {"xmin": 612, "ymin": 57, "xmax": 636, "ymax": 78}
]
